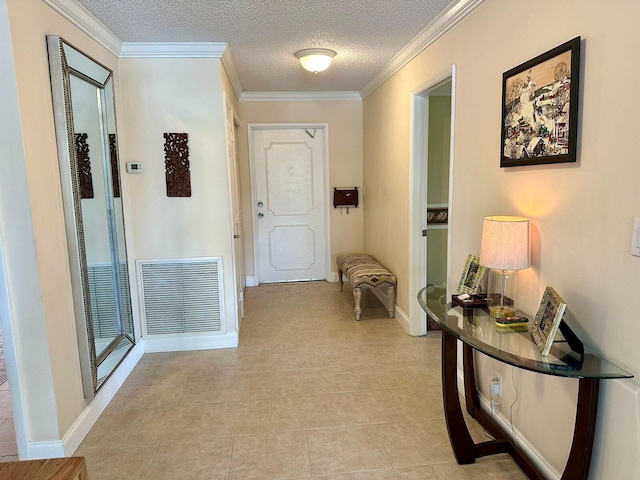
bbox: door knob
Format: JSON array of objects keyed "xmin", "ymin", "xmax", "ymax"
[
  {"xmin": 258, "ymin": 213, "xmax": 264, "ymax": 218},
  {"xmin": 257, "ymin": 201, "xmax": 264, "ymax": 207}
]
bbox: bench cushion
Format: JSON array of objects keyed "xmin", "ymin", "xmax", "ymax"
[{"xmin": 336, "ymin": 253, "xmax": 397, "ymax": 289}]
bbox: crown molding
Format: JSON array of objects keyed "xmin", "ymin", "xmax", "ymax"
[
  {"xmin": 119, "ymin": 42, "xmax": 228, "ymax": 58},
  {"xmin": 42, "ymin": 0, "xmax": 122, "ymax": 56},
  {"xmin": 120, "ymin": 42, "xmax": 244, "ymax": 99},
  {"xmin": 240, "ymin": 91, "xmax": 361, "ymax": 102},
  {"xmin": 359, "ymin": 0, "xmax": 484, "ymax": 99},
  {"xmin": 42, "ymin": 0, "xmax": 479, "ymax": 102}
]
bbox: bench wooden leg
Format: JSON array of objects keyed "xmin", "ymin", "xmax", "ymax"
[
  {"xmin": 338, "ymin": 268, "xmax": 344, "ymax": 291},
  {"xmin": 353, "ymin": 288, "xmax": 362, "ymax": 320},
  {"xmin": 386, "ymin": 286, "xmax": 396, "ymax": 318}
]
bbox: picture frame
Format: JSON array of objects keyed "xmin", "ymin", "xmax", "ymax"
[
  {"xmin": 457, "ymin": 254, "xmax": 485, "ymax": 295},
  {"xmin": 500, "ymin": 37, "xmax": 581, "ymax": 167},
  {"xmin": 427, "ymin": 206, "xmax": 448, "ymax": 226},
  {"xmin": 530, "ymin": 287, "xmax": 567, "ymax": 356}
]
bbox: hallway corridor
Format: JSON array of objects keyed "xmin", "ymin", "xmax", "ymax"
[{"xmin": 75, "ymin": 281, "xmax": 525, "ymax": 479}]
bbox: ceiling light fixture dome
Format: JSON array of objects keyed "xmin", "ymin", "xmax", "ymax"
[{"xmin": 295, "ymin": 48, "xmax": 336, "ymax": 73}]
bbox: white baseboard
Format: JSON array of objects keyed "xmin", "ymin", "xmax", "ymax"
[
  {"xmin": 394, "ymin": 305, "xmax": 410, "ymax": 333},
  {"xmin": 327, "ymin": 271, "xmax": 339, "ymax": 283},
  {"xmin": 143, "ymin": 332, "xmax": 239, "ymax": 353},
  {"xmin": 456, "ymin": 369, "xmax": 561, "ymax": 480},
  {"xmin": 27, "ymin": 342, "xmax": 145, "ymax": 459},
  {"xmin": 27, "ymin": 440, "xmax": 64, "ymax": 460},
  {"xmin": 28, "ymin": 332, "xmax": 241, "ymax": 459}
]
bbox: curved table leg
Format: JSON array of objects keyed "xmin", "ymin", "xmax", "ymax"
[
  {"xmin": 441, "ymin": 330, "xmax": 477, "ymax": 463},
  {"xmin": 561, "ymin": 378, "xmax": 600, "ymax": 480}
]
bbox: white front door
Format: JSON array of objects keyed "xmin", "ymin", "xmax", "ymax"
[{"xmin": 252, "ymin": 127, "xmax": 327, "ymax": 283}]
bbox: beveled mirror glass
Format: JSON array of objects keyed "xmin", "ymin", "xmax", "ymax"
[{"xmin": 47, "ymin": 36, "xmax": 134, "ymax": 396}]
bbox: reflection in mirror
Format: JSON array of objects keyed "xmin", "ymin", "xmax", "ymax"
[{"xmin": 47, "ymin": 36, "xmax": 134, "ymax": 396}]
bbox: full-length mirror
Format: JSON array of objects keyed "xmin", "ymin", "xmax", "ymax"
[{"xmin": 47, "ymin": 36, "xmax": 134, "ymax": 397}]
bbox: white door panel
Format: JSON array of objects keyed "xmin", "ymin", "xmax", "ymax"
[
  {"xmin": 268, "ymin": 225, "xmax": 316, "ymax": 271},
  {"xmin": 253, "ymin": 128, "xmax": 326, "ymax": 283}
]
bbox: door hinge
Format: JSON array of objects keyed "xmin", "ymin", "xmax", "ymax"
[{"xmin": 422, "ymin": 229, "xmax": 428, "ymax": 237}]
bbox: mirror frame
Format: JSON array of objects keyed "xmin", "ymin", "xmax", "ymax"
[{"xmin": 47, "ymin": 35, "xmax": 134, "ymax": 397}]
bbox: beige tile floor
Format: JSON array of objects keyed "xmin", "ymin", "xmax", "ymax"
[
  {"xmin": 76, "ymin": 281, "xmax": 527, "ymax": 479},
  {"xmin": 0, "ymin": 383, "xmax": 17, "ymax": 463},
  {"xmin": 0, "ymin": 331, "xmax": 18, "ymax": 463}
]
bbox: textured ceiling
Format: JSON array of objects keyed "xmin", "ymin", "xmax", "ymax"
[{"xmin": 76, "ymin": 0, "xmax": 454, "ymax": 93}]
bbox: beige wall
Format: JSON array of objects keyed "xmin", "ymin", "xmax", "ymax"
[
  {"xmin": 5, "ymin": 0, "xmax": 125, "ymax": 438},
  {"xmin": 119, "ymin": 57, "xmax": 237, "ymax": 336},
  {"xmin": 363, "ymin": 0, "xmax": 640, "ymax": 476},
  {"xmin": 237, "ymin": 101, "xmax": 363, "ymax": 281}
]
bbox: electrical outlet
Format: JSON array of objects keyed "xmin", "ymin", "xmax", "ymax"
[{"xmin": 494, "ymin": 370, "xmax": 503, "ymax": 397}]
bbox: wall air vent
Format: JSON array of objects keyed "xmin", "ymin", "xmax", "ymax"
[{"xmin": 138, "ymin": 257, "xmax": 224, "ymax": 336}]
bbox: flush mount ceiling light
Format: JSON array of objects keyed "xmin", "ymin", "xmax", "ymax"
[{"xmin": 295, "ymin": 48, "xmax": 336, "ymax": 73}]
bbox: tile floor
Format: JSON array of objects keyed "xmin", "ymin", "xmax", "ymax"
[
  {"xmin": 76, "ymin": 281, "xmax": 526, "ymax": 479},
  {"xmin": 0, "ymin": 331, "xmax": 17, "ymax": 463}
]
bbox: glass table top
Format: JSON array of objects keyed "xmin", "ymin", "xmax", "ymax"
[{"xmin": 418, "ymin": 285, "xmax": 633, "ymax": 379}]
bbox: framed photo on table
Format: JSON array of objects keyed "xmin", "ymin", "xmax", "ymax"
[
  {"xmin": 457, "ymin": 254, "xmax": 485, "ymax": 295},
  {"xmin": 500, "ymin": 37, "xmax": 581, "ymax": 167},
  {"xmin": 530, "ymin": 287, "xmax": 567, "ymax": 356}
]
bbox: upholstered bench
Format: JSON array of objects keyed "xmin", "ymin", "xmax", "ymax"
[{"xmin": 336, "ymin": 253, "xmax": 396, "ymax": 320}]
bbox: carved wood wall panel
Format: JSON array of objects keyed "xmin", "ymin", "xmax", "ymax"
[
  {"xmin": 164, "ymin": 133, "xmax": 191, "ymax": 197},
  {"xmin": 74, "ymin": 133, "xmax": 94, "ymax": 199},
  {"xmin": 108, "ymin": 134, "xmax": 120, "ymax": 198}
]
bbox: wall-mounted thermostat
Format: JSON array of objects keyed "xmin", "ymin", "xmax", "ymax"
[{"xmin": 126, "ymin": 162, "xmax": 143, "ymax": 174}]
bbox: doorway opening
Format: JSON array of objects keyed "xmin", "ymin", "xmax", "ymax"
[{"xmin": 408, "ymin": 66, "xmax": 456, "ymax": 336}]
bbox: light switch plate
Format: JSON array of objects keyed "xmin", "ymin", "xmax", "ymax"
[{"xmin": 632, "ymin": 218, "xmax": 640, "ymax": 257}]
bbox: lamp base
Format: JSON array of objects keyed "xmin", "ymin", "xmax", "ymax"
[
  {"xmin": 487, "ymin": 269, "xmax": 518, "ymax": 318},
  {"xmin": 488, "ymin": 305, "xmax": 516, "ymax": 318}
]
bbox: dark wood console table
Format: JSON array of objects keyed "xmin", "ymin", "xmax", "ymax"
[{"xmin": 418, "ymin": 286, "xmax": 632, "ymax": 480}]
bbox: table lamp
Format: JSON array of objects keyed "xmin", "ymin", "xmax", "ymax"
[{"xmin": 479, "ymin": 216, "xmax": 530, "ymax": 318}]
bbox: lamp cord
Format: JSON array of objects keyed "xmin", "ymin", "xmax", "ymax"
[{"xmin": 509, "ymin": 367, "xmax": 520, "ymax": 447}]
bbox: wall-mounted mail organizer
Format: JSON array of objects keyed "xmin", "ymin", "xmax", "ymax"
[{"xmin": 333, "ymin": 187, "xmax": 359, "ymax": 213}]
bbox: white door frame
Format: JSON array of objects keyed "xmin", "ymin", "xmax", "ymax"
[
  {"xmin": 408, "ymin": 65, "xmax": 457, "ymax": 336},
  {"xmin": 248, "ymin": 123, "xmax": 331, "ymax": 284},
  {"xmin": 222, "ymin": 93, "xmax": 243, "ymax": 330},
  {"xmin": 0, "ymin": 0, "xmax": 36, "ymax": 458}
]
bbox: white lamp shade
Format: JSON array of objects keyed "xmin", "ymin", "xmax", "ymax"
[
  {"xmin": 480, "ymin": 216, "xmax": 530, "ymax": 270},
  {"xmin": 295, "ymin": 48, "xmax": 336, "ymax": 73}
]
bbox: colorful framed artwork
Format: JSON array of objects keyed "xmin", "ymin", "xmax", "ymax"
[
  {"xmin": 457, "ymin": 254, "xmax": 485, "ymax": 295},
  {"xmin": 500, "ymin": 37, "xmax": 581, "ymax": 167},
  {"xmin": 530, "ymin": 286, "xmax": 567, "ymax": 356}
]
